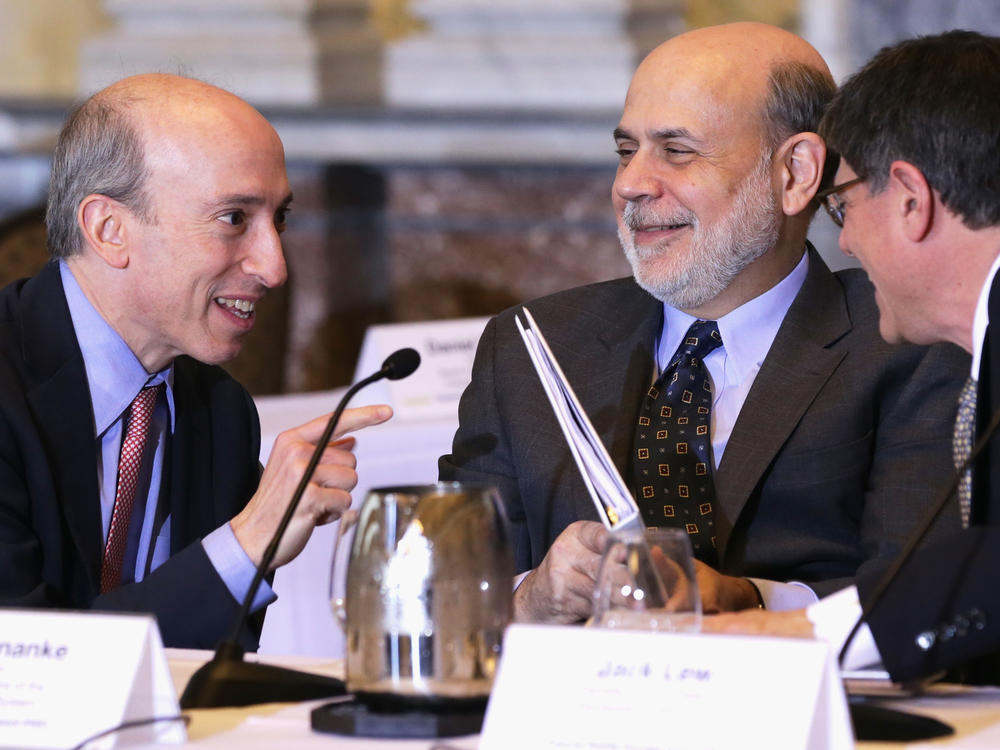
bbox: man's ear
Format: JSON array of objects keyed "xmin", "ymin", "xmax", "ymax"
[
  {"xmin": 775, "ymin": 132, "xmax": 825, "ymax": 216},
  {"xmin": 888, "ymin": 160, "xmax": 933, "ymax": 242},
  {"xmin": 77, "ymin": 194, "xmax": 130, "ymax": 269}
]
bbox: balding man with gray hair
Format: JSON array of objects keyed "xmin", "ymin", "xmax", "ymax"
[
  {"xmin": 441, "ymin": 23, "xmax": 968, "ymax": 623},
  {"xmin": 0, "ymin": 74, "xmax": 390, "ymax": 647}
]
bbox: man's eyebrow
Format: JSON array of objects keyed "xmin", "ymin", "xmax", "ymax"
[
  {"xmin": 207, "ymin": 192, "xmax": 294, "ymax": 210},
  {"xmin": 650, "ymin": 127, "xmax": 700, "ymax": 143},
  {"xmin": 612, "ymin": 126, "xmax": 702, "ymax": 144}
]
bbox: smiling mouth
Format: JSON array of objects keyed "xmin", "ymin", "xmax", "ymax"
[
  {"xmin": 637, "ymin": 223, "xmax": 690, "ymax": 232},
  {"xmin": 215, "ymin": 296, "xmax": 256, "ymax": 320}
]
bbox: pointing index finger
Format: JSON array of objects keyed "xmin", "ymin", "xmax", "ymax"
[{"xmin": 293, "ymin": 404, "xmax": 393, "ymax": 443}]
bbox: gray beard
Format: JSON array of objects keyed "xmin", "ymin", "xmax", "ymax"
[{"xmin": 618, "ymin": 159, "xmax": 781, "ymax": 310}]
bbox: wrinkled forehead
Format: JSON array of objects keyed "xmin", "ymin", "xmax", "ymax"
[
  {"xmin": 137, "ymin": 115, "xmax": 288, "ymax": 222},
  {"xmin": 144, "ymin": 97, "xmax": 285, "ymax": 176},
  {"xmin": 621, "ymin": 45, "xmax": 770, "ymax": 148}
]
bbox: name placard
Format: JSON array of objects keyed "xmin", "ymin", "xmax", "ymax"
[
  {"xmin": 0, "ymin": 609, "xmax": 184, "ymax": 749},
  {"xmin": 352, "ymin": 317, "xmax": 489, "ymax": 422},
  {"xmin": 481, "ymin": 624, "xmax": 852, "ymax": 750}
]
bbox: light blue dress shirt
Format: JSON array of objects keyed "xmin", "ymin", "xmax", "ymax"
[{"xmin": 60, "ymin": 262, "xmax": 274, "ymax": 610}]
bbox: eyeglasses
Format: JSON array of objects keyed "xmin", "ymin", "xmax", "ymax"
[{"xmin": 815, "ymin": 177, "xmax": 864, "ymax": 228}]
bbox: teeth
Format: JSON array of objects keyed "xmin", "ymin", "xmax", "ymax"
[{"xmin": 215, "ymin": 297, "xmax": 255, "ymax": 319}]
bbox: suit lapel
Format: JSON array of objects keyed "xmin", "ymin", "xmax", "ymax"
[
  {"xmin": 598, "ymin": 295, "xmax": 662, "ymax": 481},
  {"xmin": 538, "ymin": 279, "xmax": 662, "ymax": 487},
  {"xmin": 714, "ymin": 249, "xmax": 851, "ymax": 557},
  {"xmin": 164, "ymin": 357, "xmax": 215, "ymax": 553},
  {"xmin": 21, "ymin": 264, "xmax": 104, "ymax": 592}
]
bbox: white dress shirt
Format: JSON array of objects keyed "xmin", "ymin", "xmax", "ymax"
[{"xmin": 807, "ymin": 251, "xmax": 1000, "ymax": 669}]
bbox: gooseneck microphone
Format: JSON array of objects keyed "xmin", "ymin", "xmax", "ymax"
[{"xmin": 181, "ymin": 348, "xmax": 421, "ymax": 709}]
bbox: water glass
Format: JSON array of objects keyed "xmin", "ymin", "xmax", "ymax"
[{"xmin": 591, "ymin": 526, "xmax": 701, "ymax": 632}]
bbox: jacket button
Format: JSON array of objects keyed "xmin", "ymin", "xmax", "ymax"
[
  {"xmin": 970, "ymin": 609, "xmax": 987, "ymax": 630},
  {"xmin": 916, "ymin": 630, "xmax": 936, "ymax": 651}
]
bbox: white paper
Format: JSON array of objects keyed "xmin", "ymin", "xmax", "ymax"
[
  {"xmin": 0, "ymin": 609, "xmax": 184, "ymax": 749},
  {"xmin": 516, "ymin": 308, "xmax": 640, "ymax": 530},
  {"xmin": 352, "ymin": 317, "xmax": 489, "ymax": 421},
  {"xmin": 481, "ymin": 624, "xmax": 853, "ymax": 750}
]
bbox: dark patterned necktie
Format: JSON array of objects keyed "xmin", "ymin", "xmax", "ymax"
[
  {"xmin": 953, "ymin": 376, "xmax": 977, "ymax": 529},
  {"xmin": 632, "ymin": 319, "xmax": 722, "ymax": 565}
]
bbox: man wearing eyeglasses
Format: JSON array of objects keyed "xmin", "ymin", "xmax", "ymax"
[
  {"xmin": 706, "ymin": 30, "xmax": 1000, "ymax": 684},
  {"xmin": 441, "ymin": 22, "xmax": 969, "ymax": 624}
]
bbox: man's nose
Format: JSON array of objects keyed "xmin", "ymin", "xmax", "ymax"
[
  {"xmin": 243, "ymin": 225, "xmax": 288, "ymax": 288},
  {"xmin": 838, "ymin": 228, "xmax": 854, "ymax": 258},
  {"xmin": 613, "ymin": 149, "xmax": 664, "ymax": 203}
]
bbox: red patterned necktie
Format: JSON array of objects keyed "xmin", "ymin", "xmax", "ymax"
[
  {"xmin": 631, "ymin": 319, "xmax": 723, "ymax": 566},
  {"xmin": 99, "ymin": 383, "xmax": 164, "ymax": 593}
]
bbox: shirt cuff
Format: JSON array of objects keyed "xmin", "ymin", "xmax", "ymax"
[
  {"xmin": 748, "ymin": 578, "xmax": 819, "ymax": 611},
  {"xmin": 513, "ymin": 570, "xmax": 532, "ymax": 591},
  {"xmin": 807, "ymin": 585, "xmax": 882, "ymax": 671},
  {"xmin": 202, "ymin": 524, "xmax": 277, "ymax": 613}
]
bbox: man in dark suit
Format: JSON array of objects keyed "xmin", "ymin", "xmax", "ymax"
[
  {"xmin": 440, "ymin": 23, "xmax": 968, "ymax": 623},
  {"xmin": 706, "ymin": 31, "xmax": 1000, "ymax": 685},
  {"xmin": 0, "ymin": 74, "xmax": 390, "ymax": 648}
]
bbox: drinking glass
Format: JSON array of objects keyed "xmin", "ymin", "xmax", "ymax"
[{"xmin": 591, "ymin": 526, "xmax": 701, "ymax": 632}]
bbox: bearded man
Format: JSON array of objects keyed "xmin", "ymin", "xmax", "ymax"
[{"xmin": 439, "ymin": 22, "xmax": 968, "ymax": 622}]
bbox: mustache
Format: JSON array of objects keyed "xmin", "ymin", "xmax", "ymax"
[{"xmin": 622, "ymin": 201, "xmax": 696, "ymax": 231}]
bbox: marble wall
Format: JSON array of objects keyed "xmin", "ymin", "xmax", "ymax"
[
  {"xmin": 848, "ymin": 0, "xmax": 1000, "ymax": 70},
  {"xmin": 3, "ymin": 0, "xmax": 1000, "ymax": 392},
  {"xmin": 257, "ymin": 162, "xmax": 629, "ymax": 390},
  {"xmin": 0, "ymin": 0, "xmax": 106, "ymax": 98}
]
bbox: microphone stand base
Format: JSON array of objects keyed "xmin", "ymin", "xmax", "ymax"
[
  {"xmin": 180, "ymin": 643, "xmax": 346, "ymax": 709},
  {"xmin": 849, "ymin": 700, "xmax": 953, "ymax": 742}
]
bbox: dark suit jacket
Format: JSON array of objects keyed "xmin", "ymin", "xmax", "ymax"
[
  {"xmin": 440, "ymin": 249, "xmax": 968, "ymax": 599},
  {"xmin": 0, "ymin": 263, "xmax": 263, "ymax": 648},
  {"xmin": 862, "ymin": 270, "xmax": 1000, "ymax": 683}
]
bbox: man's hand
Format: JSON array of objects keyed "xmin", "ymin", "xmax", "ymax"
[
  {"xmin": 230, "ymin": 404, "xmax": 392, "ymax": 570},
  {"xmin": 513, "ymin": 521, "xmax": 608, "ymax": 624},
  {"xmin": 693, "ymin": 560, "xmax": 765, "ymax": 613},
  {"xmin": 701, "ymin": 608, "xmax": 814, "ymax": 639}
]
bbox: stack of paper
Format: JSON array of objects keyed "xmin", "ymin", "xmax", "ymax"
[{"xmin": 515, "ymin": 308, "xmax": 640, "ymax": 532}]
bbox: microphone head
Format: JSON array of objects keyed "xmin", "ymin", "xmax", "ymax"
[{"xmin": 382, "ymin": 348, "xmax": 421, "ymax": 380}]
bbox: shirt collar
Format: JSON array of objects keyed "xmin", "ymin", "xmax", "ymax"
[
  {"xmin": 971, "ymin": 252, "xmax": 1000, "ymax": 381},
  {"xmin": 658, "ymin": 250, "xmax": 809, "ymax": 384},
  {"xmin": 60, "ymin": 261, "xmax": 175, "ymax": 436}
]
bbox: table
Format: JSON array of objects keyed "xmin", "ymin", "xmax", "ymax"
[{"xmin": 143, "ymin": 650, "xmax": 1000, "ymax": 749}]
